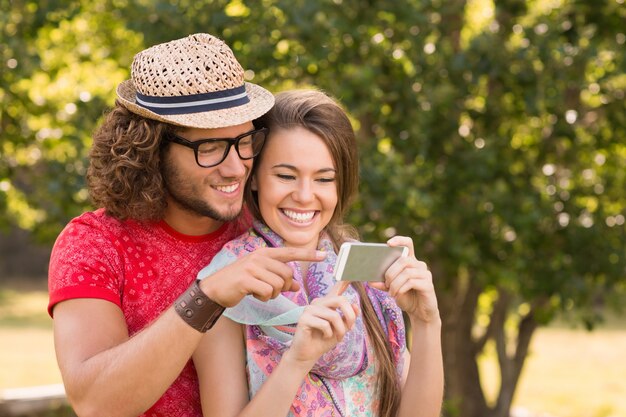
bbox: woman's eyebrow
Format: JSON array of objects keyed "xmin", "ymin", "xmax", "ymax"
[
  {"xmin": 271, "ymin": 163, "xmax": 297, "ymax": 170},
  {"xmin": 272, "ymin": 163, "xmax": 336, "ymax": 174}
]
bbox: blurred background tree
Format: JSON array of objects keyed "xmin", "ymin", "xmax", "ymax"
[{"xmin": 1, "ymin": 0, "xmax": 625, "ymax": 416}]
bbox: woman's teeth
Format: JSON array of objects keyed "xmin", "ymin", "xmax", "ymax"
[{"xmin": 283, "ymin": 209, "xmax": 315, "ymax": 222}]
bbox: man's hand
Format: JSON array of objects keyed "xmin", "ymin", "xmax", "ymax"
[{"xmin": 199, "ymin": 247, "xmax": 327, "ymax": 307}]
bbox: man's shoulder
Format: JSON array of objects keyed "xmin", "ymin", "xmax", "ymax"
[
  {"xmin": 59, "ymin": 208, "xmax": 154, "ymax": 246},
  {"xmin": 68, "ymin": 208, "xmax": 150, "ymax": 230},
  {"xmin": 69, "ymin": 208, "xmax": 125, "ymax": 228}
]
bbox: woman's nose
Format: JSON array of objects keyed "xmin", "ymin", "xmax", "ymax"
[{"xmin": 293, "ymin": 181, "xmax": 314, "ymax": 203}]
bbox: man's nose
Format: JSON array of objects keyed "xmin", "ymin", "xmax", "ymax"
[{"xmin": 216, "ymin": 146, "xmax": 247, "ymax": 178}]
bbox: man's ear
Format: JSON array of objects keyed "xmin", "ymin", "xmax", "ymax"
[{"xmin": 251, "ymin": 175, "xmax": 258, "ymax": 191}]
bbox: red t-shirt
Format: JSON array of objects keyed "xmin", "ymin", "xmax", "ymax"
[{"xmin": 48, "ymin": 208, "xmax": 249, "ymax": 417}]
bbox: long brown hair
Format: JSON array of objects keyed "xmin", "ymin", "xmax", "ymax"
[
  {"xmin": 87, "ymin": 102, "xmax": 177, "ymax": 220},
  {"xmin": 249, "ymin": 89, "xmax": 401, "ymax": 417}
]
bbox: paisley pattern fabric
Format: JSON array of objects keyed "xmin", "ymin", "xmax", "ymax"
[{"xmin": 199, "ymin": 220, "xmax": 406, "ymax": 417}]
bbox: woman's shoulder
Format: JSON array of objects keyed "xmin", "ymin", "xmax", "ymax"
[{"xmin": 222, "ymin": 227, "xmax": 267, "ymax": 256}]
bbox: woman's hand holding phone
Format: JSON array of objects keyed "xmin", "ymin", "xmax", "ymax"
[{"xmin": 370, "ymin": 236, "xmax": 440, "ymax": 324}]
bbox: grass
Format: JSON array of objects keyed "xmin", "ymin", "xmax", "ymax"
[
  {"xmin": 1, "ymin": 283, "xmax": 625, "ymax": 417},
  {"xmin": 514, "ymin": 328, "xmax": 626, "ymax": 417},
  {"xmin": 0, "ymin": 282, "xmax": 62, "ymax": 389},
  {"xmin": 478, "ymin": 322, "xmax": 626, "ymax": 417}
]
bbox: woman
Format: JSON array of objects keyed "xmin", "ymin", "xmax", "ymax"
[{"xmin": 193, "ymin": 89, "xmax": 443, "ymax": 417}]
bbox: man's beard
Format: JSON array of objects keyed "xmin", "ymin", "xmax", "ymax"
[{"xmin": 162, "ymin": 158, "xmax": 244, "ymax": 222}]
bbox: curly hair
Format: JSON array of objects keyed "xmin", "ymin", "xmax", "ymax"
[{"xmin": 87, "ymin": 102, "xmax": 178, "ymax": 221}]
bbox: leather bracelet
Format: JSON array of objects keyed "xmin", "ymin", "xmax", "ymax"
[{"xmin": 174, "ymin": 280, "xmax": 225, "ymax": 333}]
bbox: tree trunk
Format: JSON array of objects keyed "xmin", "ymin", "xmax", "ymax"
[
  {"xmin": 440, "ymin": 272, "xmax": 489, "ymax": 417},
  {"xmin": 440, "ymin": 273, "xmax": 543, "ymax": 417},
  {"xmin": 491, "ymin": 295, "xmax": 541, "ymax": 417}
]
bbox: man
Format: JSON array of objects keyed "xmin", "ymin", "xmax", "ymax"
[{"xmin": 48, "ymin": 33, "xmax": 324, "ymax": 417}]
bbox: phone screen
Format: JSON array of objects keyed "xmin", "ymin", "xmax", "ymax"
[{"xmin": 333, "ymin": 242, "xmax": 408, "ymax": 282}]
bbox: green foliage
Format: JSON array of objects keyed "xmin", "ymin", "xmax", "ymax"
[
  {"xmin": 1, "ymin": 0, "xmax": 142, "ymax": 241},
  {"xmin": 2, "ymin": 0, "xmax": 625, "ymax": 415}
]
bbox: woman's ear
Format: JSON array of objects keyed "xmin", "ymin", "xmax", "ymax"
[{"xmin": 251, "ymin": 175, "xmax": 258, "ymax": 191}]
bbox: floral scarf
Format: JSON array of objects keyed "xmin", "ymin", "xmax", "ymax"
[{"xmin": 198, "ymin": 220, "xmax": 406, "ymax": 417}]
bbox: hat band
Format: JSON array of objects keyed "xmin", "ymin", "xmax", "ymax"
[{"xmin": 135, "ymin": 85, "xmax": 249, "ymax": 115}]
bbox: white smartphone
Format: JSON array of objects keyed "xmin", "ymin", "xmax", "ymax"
[{"xmin": 333, "ymin": 242, "xmax": 409, "ymax": 282}]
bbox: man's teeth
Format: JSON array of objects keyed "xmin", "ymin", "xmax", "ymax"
[
  {"xmin": 283, "ymin": 210, "xmax": 315, "ymax": 222},
  {"xmin": 215, "ymin": 184, "xmax": 239, "ymax": 193}
]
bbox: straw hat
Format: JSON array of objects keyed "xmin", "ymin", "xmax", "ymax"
[{"xmin": 116, "ymin": 33, "xmax": 274, "ymax": 129}]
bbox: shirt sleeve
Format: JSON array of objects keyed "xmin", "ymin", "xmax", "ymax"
[{"xmin": 48, "ymin": 214, "xmax": 124, "ymax": 317}]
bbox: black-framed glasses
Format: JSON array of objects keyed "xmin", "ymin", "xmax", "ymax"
[{"xmin": 164, "ymin": 127, "xmax": 268, "ymax": 168}]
